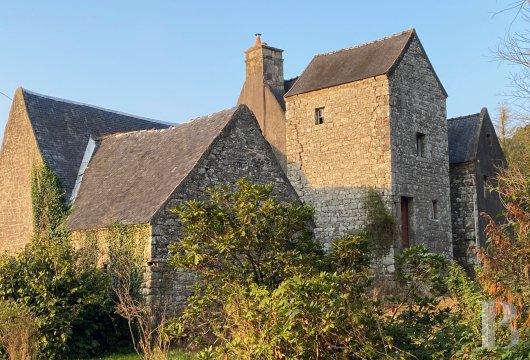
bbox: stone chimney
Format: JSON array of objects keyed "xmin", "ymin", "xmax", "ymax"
[
  {"xmin": 238, "ymin": 35, "xmax": 287, "ymax": 172},
  {"xmin": 244, "ymin": 34, "xmax": 285, "ymax": 99}
]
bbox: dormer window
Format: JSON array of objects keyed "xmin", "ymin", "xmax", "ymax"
[
  {"xmin": 416, "ymin": 133, "xmax": 425, "ymax": 157},
  {"xmin": 315, "ymin": 107, "xmax": 325, "ymax": 125}
]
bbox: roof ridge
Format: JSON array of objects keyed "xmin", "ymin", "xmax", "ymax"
[
  {"xmin": 21, "ymin": 87, "xmax": 174, "ymax": 126},
  {"xmin": 96, "ymin": 106, "xmax": 238, "ymax": 141},
  {"xmin": 448, "ymin": 113, "xmax": 481, "ymax": 121},
  {"xmin": 314, "ymin": 29, "xmax": 414, "ymax": 58},
  {"xmin": 185, "ymin": 106, "xmax": 237, "ymax": 124},
  {"xmin": 97, "ymin": 125, "xmax": 179, "ymax": 141}
]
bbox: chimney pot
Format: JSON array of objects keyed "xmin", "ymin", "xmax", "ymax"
[{"xmin": 255, "ymin": 33, "xmax": 262, "ymax": 45}]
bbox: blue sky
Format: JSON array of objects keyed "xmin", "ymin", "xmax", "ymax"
[{"xmin": 0, "ymin": 1, "xmax": 525, "ymax": 143}]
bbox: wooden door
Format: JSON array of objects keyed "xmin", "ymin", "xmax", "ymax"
[{"xmin": 401, "ymin": 197, "xmax": 410, "ymax": 248}]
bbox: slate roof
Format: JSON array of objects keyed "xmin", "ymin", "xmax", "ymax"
[
  {"xmin": 22, "ymin": 88, "xmax": 170, "ymax": 199},
  {"xmin": 284, "ymin": 77, "xmax": 298, "ymax": 93},
  {"xmin": 67, "ymin": 106, "xmax": 240, "ymax": 230},
  {"xmin": 447, "ymin": 112, "xmax": 483, "ymax": 164},
  {"xmin": 285, "ymin": 29, "xmax": 446, "ymax": 98}
]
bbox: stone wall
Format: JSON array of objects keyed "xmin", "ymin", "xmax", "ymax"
[
  {"xmin": 285, "ymin": 76, "xmax": 392, "ymax": 246},
  {"xmin": 449, "ymin": 162, "xmax": 478, "ymax": 269},
  {"xmin": 0, "ymin": 88, "xmax": 43, "ymax": 254},
  {"xmin": 71, "ymin": 225, "xmax": 152, "ymax": 268},
  {"xmin": 388, "ymin": 36, "xmax": 453, "ymax": 257},
  {"xmin": 148, "ymin": 106, "xmax": 299, "ymax": 311},
  {"xmin": 474, "ymin": 113, "xmax": 506, "ymax": 249}
]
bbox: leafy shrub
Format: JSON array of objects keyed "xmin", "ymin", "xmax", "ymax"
[
  {"xmin": 382, "ymin": 245, "xmax": 455, "ymax": 359},
  {"xmin": 0, "ymin": 164, "xmax": 127, "ymax": 358},
  {"xmin": 478, "ymin": 165, "xmax": 530, "ymax": 333},
  {"xmin": 169, "ymin": 178, "xmax": 322, "ymax": 288},
  {"xmin": 106, "ymin": 224, "xmax": 169, "ymax": 360},
  {"xmin": 361, "ymin": 188, "xmax": 395, "ymax": 258},
  {"xmin": 168, "ymin": 180, "xmax": 399, "ymax": 359},
  {"xmin": 170, "ymin": 234, "xmax": 393, "ymax": 359}
]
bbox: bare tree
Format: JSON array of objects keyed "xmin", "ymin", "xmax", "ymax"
[
  {"xmin": 107, "ymin": 224, "xmax": 170, "ymax": 360},
  {"xmin": 495, "ymin": 103, "xmax": 513, "ymax": 149},
  {"xmin": 495, "ymin": 1, "xmax": 530, "ymax": 121}
]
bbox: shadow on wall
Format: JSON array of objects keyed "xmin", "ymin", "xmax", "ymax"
[{"xmin": 287, "ymin": 168, "xmax": 454, "ymax": 260}]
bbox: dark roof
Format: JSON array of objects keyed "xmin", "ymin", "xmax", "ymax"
[
  {"xmin": 67, "ymin": 106, "xmax": 241, "ymax": 230},
  {"xmin": 447, "ymin": 112, "xmax": 482, "ymax": 164},
  {"xmin": 22, "ymin": 88, "xmax": 170, "ymax": 198},
  {"xmin": 284, "ymin": 77, "xmax": 298, "ymax": 93},
  {"xmin": 285, "ymin": 30, "xmax": 415, "ymax": 97}
]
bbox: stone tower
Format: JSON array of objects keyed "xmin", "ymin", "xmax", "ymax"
[
  {"xmin": 284, "ymin": 30, "xmax": 453, "ymax": 259},
  {"xmin": 238, "ymin": 34, "xmax": 287, "ymax": 170}
]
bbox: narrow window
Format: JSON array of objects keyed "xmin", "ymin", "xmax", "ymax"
[
  {"xmin": 416, "ymin": 133, "xmax": 425, "ymax": 157},
  {"xmin": 484, "ymin": 176, "xmax": 488, "ymax": 198},
  {"xmin": 315, "ymin": 107, "xmax": 324, "ymax": 125},
  {"xmin": 401, "ymin": 197, "xmax": 411, "ymax": 248},
  {"xmin": 432, "ymin": 200, "xmax": 438, "ymax": 220},
  {"xmin": 486, "ymin": 133, "xmax": 492, "ymax": 146}
]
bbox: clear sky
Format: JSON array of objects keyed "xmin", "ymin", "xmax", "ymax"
[{"xmin": 0, "ymin": 1, "xmax": 525, "ymax": 143}]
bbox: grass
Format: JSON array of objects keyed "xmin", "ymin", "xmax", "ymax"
[{"xmin": 97, "ymin": 350, "xmax": 195, "ymax": 360}]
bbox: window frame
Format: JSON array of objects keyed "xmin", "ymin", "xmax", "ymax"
[
  {"xmin": 432, "ymin": 200, "xmax": 439, "ymax": 220},
  {"xmin": 314, "ymin": 107, "xmax": 325, "ymax": 125},
  {"xmin": 416, "ymin": 132, "xmax": 426, "ymax": 157}
]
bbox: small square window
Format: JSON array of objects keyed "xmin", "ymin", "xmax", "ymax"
[
  {"xmin": 315, "ymin": 107, "xmax": 324, "ymax": 125},
  {"xmin": 432, "ymin": 200, "xmax": 439, "ymax": 220},
  {"xmin": 416, "ymin": 133, "xmax": 425, "ymax": 157}
]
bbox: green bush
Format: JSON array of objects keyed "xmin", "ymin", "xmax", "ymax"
[
  {"xmin": 169, "ymin": 177, "xmax": 530, "ymax": 359},
  {"xmin": 0, "ymin": 164, "xmax": 129, "ymax": 358},
  {"xmin": 168, "ymin": 180, "xmax": 396, "ymax": 359},
  {"xmin": 169, "ymin": 178, "xmax": 322, "ymax": 288},
  {"xmin": 382, "ymin": 245, "xmax": 455, "ymax": 359}
]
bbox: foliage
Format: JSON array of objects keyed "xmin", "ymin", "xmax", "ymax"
[
  {"xmin": 106, "ymin": 224, "xmax": 170, "ymax": 360},
  {"xmin": 99, "ymin": 351, "xmax": 196, "ymax": 360},
  {"xmin": 31, "ymin": 163, "xmax": 68, "ymax": 237},
  {"xmin": 381, "ymin": 245, "xmax": 456, "ymax": 359},
  {"xmin": 170, "ymin": 234, "xmax": 393, "ymax": 359},
  {"xmin": 168, "ymin": 180, "xmax": 397, "ymax": 359},
  {"xmin": 361, "ymin": 189, "xmax": 396, "ymax": 259},
  {"xmin": 477, "ymin": 164, "xmax": 530, "ymax": 336},
  {"xmin": 165, "ymin": 169, "xmax": 530, "ymax": 358},
  {"xmin": 504, "ymin": 125, "xmax": 530, "ymax": 171},
  {"xmin": 0, "ymin": 299, "xmax": 38, "ymax": 359},
  {"xmin": 169, "ymin": 178, "xmax": 321, "ymax": 289},
  {"xmin": 0, "ymin": 164, "xmax": 126, "ymax": 358}
]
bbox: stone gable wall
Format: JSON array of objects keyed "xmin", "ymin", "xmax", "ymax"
[
  {"xmin": 388, "ymin": 37, "xmax": 453, "ymax": 257},
  {"xmin": 0, "ymin": 89, "xmax": 43, "ymax": 254},
  {"xmin": 449, "ymin": 162, "xmax": 478, "ymax": 269},
  {"xmin": 148, "ymin": 106, "xmax": 299, "ymax": 311},
  {"xmin": 475, "ymin": 115, "xmax": 506, "ymax": 250},
  {"xmin": 285, "ymin": 76, "xmax": 392, "ymax": 245}
]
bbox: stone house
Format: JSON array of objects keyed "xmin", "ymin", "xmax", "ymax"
[
  {"xmin": 0, "ymin": 92, "xmax": 295, "ymax": 308},
  {"xmin": 0, "ymin": 88, "xmax": 168, "ymax": 254},
  {"xmin": 66, "ymin": 105, "xmax": 297, "ymax": 308},
  {"xmin": 240, "ymin": 29, "xmax": 454, "ymax": 263},
  {"xmin": 0, "ymin": 28, "xmax": 506, "ymax": 304},
  {"xmin": 447, "ymin": 108, "xmax": 506, "ymax": 270}
]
